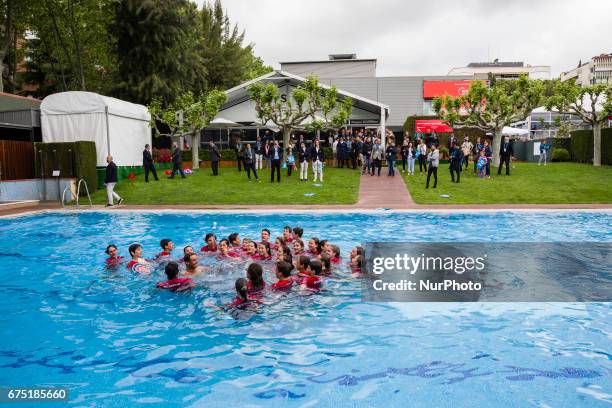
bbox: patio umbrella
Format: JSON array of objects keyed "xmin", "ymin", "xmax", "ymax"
[{"xmin": 208, "ymin": 117, "xmax": 239, "ymax": 128}]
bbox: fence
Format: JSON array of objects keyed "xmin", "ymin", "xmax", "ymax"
[{"xmin": 0, "ymin": 140, "xmax": 35, "ymax": 180}]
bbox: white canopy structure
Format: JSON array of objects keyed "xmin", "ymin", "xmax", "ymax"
[
  {"xmin": 502, "ymin": 126, "xmax": 529, "ymax": 136},
  {"xmin": 41, "ymin": 91, "xmax": 151, "ymax": 167}
]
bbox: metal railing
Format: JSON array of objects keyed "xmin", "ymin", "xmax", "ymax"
[{"xmin": 61, "ymin": 178, "xmax": 93, "ymax": 208}]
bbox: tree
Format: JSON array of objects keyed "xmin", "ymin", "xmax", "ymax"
[
  {"xmin": 249, "ymin": 75, "xmax": 352, "ymax": 159},
  {"xmin": 434, "ymin": 75, "xmax": 544, "ymax": 166},
  {"xmin": 545, "ymin": 80, "xmax": 612, "ymax": 166},
  {"xmin": 0, "ymin": 0, "xmax": 14, "ymax": 92},
  {"xmin": 112, "ymin": 0, "xmax": 206, "ymax": 105},
  {"xmin": 20, "ymin": 0, "xmax": 116, "ymax": 95},
  {"xmin": 198, "ymin": 0, "xmax": 271, "ymax": 89},
  {"xmin": 148, "ymin": 90, "xmax": 226, "ymax": 169}
]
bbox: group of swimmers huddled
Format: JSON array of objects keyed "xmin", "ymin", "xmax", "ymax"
[{"xmin": 104, "ymin": 226, "xmax": 364, "ymax": 310}]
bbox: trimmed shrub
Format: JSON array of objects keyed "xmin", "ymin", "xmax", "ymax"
[
  {"xmin": 552, "ymin": 137, "xmax": 571, "ymax": 151},
  {"xmin": 552, "ymin": 148, "xmax": 570, "ymax": 162},
  {"xmin": 34, "ymin": 141, "xmax": 97, "ymax": 195},
  {"xmin": 569, "ymin": 128, "xmax": 612, "ymax": 165}
]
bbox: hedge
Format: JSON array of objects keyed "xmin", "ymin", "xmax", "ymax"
[
  {"xmin": 34, "ymin": 141, "xmax": 98, "ymax": 196},
  {"xmin": 552, "ymin": 148, "xmax": 570, "ymax": 162},
  {"xmin": 569, "ymin": 128, "xmax": 612, "ymax": 165}
]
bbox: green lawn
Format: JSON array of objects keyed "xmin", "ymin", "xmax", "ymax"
[
  {"xmin": 403, "ymin": 162, "xmax": 612, "ymax": 204},
  {"xmin": 91, "ymin": 166, "xmax": 360, "ymax": 205}
]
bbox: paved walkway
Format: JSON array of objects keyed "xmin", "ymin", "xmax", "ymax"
[{"xmin": 357, "ymin": 172, "xmax": 415, "ymax": 209}]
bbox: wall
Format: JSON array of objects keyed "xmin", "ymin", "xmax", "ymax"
[
  {"xmin": 281, "ymin": 60, "xmax": 376, "ymax": 78},
  {"xmin": 0, "ymin": 178, "xmax": 76, "ymax": 201}
]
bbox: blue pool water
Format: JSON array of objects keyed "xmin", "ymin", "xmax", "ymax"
[{"xmin": 0, "ymin": 210, "xmax": 610, "ymax": 407}]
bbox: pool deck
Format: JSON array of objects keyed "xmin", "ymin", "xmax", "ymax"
[{"xmin": 1, "ymin": 174, "xmax": 611, "ymax": 217}]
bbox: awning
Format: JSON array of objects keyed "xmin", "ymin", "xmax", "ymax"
[{"xmin": 415, "ymin": 119, "xmax": 453, "ymax": 133}]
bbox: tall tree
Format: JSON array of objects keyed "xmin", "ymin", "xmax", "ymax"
[
  {"xmin": 434, "ymin": 75, "xmax": 544, "ymax": 166},
  {"xmin": 20, "ymin": 0, "xmax": 116, "ymax": 94},
  {"xmin": 112, "ymin": 0, "xmax": 206, "ymax": 105},
  {"xmin": 198, "ymin": 0, "xmax": 271, "ymax": 89},
  {"xmin": 546, "ymin": 80, "xmax": 612, "ymax": 166},
  {"xmin": 148, "ymin": 90, "xmax": 226, "ymax": 169},
  {"xmin": 0, "ymin": 0, "xmax": 14, "ymax": 92},
  {"xmin": 249, "ymin": 75, "xmax": 352, "ymax": 160}
]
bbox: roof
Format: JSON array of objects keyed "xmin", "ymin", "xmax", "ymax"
[
  {"xmin": 0, "ymin": 93, "xmax": 41, "ymax": 111},
  {"xmin": 280, "ymin": 58, "xmax": 377, "ymax": 65},
  {"xmin": 467, "ymin": 61, "xmax": 524, "ymax": 68},
  {"xmin": 223, "ymin": 70, "xmax": 389, "ymax": 114},
  {"xmin": 41, "ymin": 91, "xmax": 150, "ymax": 121}
]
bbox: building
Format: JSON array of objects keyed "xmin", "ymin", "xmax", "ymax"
[
  {"xmin": 560, "ymin": 54, "xmax": 612, "ymax": 86},
  {"xmin": 447, "ymin": 59, "xmax": 551, "ymax": 80},
  {"xmin": 278, "ymin": 55, "xmax": 474, "ymax": 133}
]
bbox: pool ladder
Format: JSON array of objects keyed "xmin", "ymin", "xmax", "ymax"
[{"xmin": 62, "ymin": 178, "xmax": 93, "ymax": 208}]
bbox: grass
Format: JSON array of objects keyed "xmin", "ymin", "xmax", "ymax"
[
  {"xmin": 90, "ymin": 166, "xmax": 360, "ymax": 205},
  {"xmin": 402, "ymin": 162, "xmax": 612, "ymax": 204}
]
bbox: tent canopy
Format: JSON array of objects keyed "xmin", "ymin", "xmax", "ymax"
[
  {"xmin": 502, "ymin": 126, "xmax": 529, "ymax": 136},
  {"xmin": 41, "ymin": 91, "xmax": 150, "ymax": 121},
  {"xmin": 41, "ymin": 91, "xmax": 151, "ymax": 167}
]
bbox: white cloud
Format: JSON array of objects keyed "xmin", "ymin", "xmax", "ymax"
[{"xmin": 194, "ymin": 0, "xmax": 612, "ymax": 77}]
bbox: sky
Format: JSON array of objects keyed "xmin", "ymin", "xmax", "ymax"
[{"xmin": 194, "ymin": 0, "xmax": 612, "ymax": 77}]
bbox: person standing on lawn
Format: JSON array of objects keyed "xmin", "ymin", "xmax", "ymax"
[
  {"xmin": 142, "ymin": 144, "xmax": 158, "ymax": 182},
  {"xmin": 498, "ymin": 136, "xmax": 513, "ymax": 176},
  {"xmin": 243, "ymin": 143, "xmax": 260, "ymax": 182},
  {"xmin": 105, "ymin": 155, "xmax": 123, "ymax": 207},
  {"xmin": 473, "ymin": 137, "xmax": 484, "ymax": 174},
  {"xmin": 417, "ymin": 138, "xmax": 428, "ymax": 173},
  {"xmin": 461, "ymin": 137, "xmax": 473, "ymax": 170},
  {"xmin": 209, "ymin": 140, "xmax": 220, "ymax": 176},
  {"xmin": 449, "ymin": 141, "xmax": 464, "ymax": 183},
  {"xmin": 169, "ymin": 142, "xmax": 185, "ymax": 179},
  {"xmin": 386, "ymin": 139, "xmax": 397, "ymax": 177},
  {"xmin": 538, "ymin": 139, "xmax": 551, "ymax": 166},
  {"xmin": 270, "ymin": 140, "xmax": 282, "ymax": 183},
  {"xmin": 254, "ymin": 135, "xmax": 264, "ymax": 170},
  {"xmin": 298, "ymin": 141, "xmax": 310, "ymax": 181},
  {"xmin": 234, "ymin": 137, "xmax": 244, "ymax": 173},
  {"xmin": 426, "ymin": 144, "xmax": 440, "ymax": 189},
  {"xmin": 311, "ymin": 138, "xmax": 325, "ymax": 182},
  {"xmin": 483, "ymin": 139, "xmax": 492, "ymax": 178}
]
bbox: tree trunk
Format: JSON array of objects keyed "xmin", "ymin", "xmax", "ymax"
[
  {"xmin": 593, "ymin": 121, "xmax": 601, "ymax": 166},
  {"xmin": 282, "ymin": 127, "xmax": 291, "ymax": 161},
  {"xmin": 492, "ymin": 128, "xmax": 502, "ymax": 167},
  {"xmin": 0, "ymin": 0, "xmax": 14, "ymax": 93},
  {"xmin": 191, "ymin": 132, "xmax": 200, "ymax": 169}
]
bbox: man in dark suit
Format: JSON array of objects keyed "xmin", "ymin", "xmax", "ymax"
[
  {"xmin": 209, "ymin": 141, "xmax": 220, "ymax": 176},
  {"xmin": 142, "ymin": 144, "xmax": 158, "ymax": 182},
  {"xmin": 169, "ymin": 142, "xmax": 185, "ymax": 178},
  {"xmin": 270, "ymin": 140, "xmax": 282, "ymax": 183},
  {"xmin": 498, "ymin": 136, "xmax": 514, "ymax": 176},
  {"xmin": 105, "ymin": 155, "xmax": 123, "ymax": 207}
]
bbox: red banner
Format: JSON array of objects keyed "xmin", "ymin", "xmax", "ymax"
[
  {"xmin": 423, "ymin": 80, "xmax": 473, "ymax": 99},
  {"xmin": 415, "ymin": 120, "xmax": 453, "ymax": 133}
]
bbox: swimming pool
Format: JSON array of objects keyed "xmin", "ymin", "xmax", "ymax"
[{"xmin": 0, "ymin": 210, "xmax": 610, "ymax": 407}]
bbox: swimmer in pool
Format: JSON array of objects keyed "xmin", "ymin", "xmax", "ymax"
[
  {"xmin": 218, "ymin": 239, "xmax": 240, "ymax": 258},
  {"xmin": 260, "ymin": 228, "xmax": 271, "ymax": 245},
  {"xmin": 183, "ymin": 253, "xmax": 205, "ymax": 276},
  {"xmin": 244, "ymin": 240, "xmax": 258, "ymax": 259},
  {"xmin": 292, "ymin": 239, "xmax": 304, "ymax": 256},
  {"xmin": 283, "ymin": 226, "xmax": 293, "ymax": 243},
  {"xmin": 307, "ymin": 237, "xmax": 320, "ymax": 256},
  {"xmin": 350, "ymin": 246, "xmax": 363, "ymax": 263},
  {"xmin": 228, "ymin": 233, "xmax": 241, "ymax": 248},
  {"xmin": 302, "ymin": 259, "xmax": 323, "ymax": 290},
  {"xmin": 156, "ymin": 261, "xmax": 194, "ymax": 291},
  {"xmin": 247, "ymin": 263, "xmax": 265, "ymax": 298},
  {"xmin": 327, "ymin": 245, "xmax": 342, "ymax": 264},
  {"xmin": 226, "ymin": 278, "xmax": 250, "ymax": 308},
  {"xmin": 255, "ymin": 241, "xmax": 272, "ymax": 261},
  {"xmin": 292, "ymin": 226, "xmax": 303, "ymax": 241},
  {"xmin": 105, "ymin": 244, "xmax": 124, "ymax": 268},
  {"xmin": 295, "ymin": 255, "xmax": 311, "ymax": 279},
  {"xmin": 271, "ymin": 261, "xmax": 294, "ymax": 290},
  {"xmin": 126, "ymin": 243, "xmax": 151, "ymax": 274},
  {"xmin": 350, "ymin": 254, "xmax": 362, "ymax": 274},
  {"xmin": 157, "ymin": 239, "xmax": 174, "ymax": 258},
  {"xmin": 320, "ymin": 254, "xmax": 332, "ymax": 276},
  {"xmin": 274, "ymin": 236, "xmax": 285, "ymax": 251},
  {"xmin": 317, "ymin": 239, "xmax": 328, "ymax": 257},
  {"xmin": 201, "ymin": 233, "xmax": 218, "ymax": 252},
  {"xmin": 276, "ymin": 244, "xmax": 292, "ymax": 264}
]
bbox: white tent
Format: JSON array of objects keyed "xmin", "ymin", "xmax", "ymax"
[
  {"xmin": 502, "ymin": 126, "xmax": 529, "ymax": 136},
  {"xmin": 41, "ymin": 91, "xmax": 151, "ymax": 167}
]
